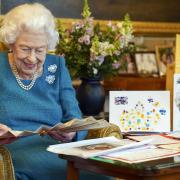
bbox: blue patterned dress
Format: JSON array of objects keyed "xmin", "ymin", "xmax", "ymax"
[{"xmin": 0, "ymin": 52, "xmax": 113, "ymax": 180}]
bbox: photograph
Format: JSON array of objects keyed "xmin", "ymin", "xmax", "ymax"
[
  {"xmin": 119, "ymin": 53, "xmax": 137, "ymax": 75},
  {"xmin": 155, "ymin": 46, "xmax": 175, "ymax": 76},
  {"xmin": 80, "ymin": 143, "xmax": 116, "ymax": 152},
  {"xmin": 135, "ymin": 52, "xmax": 159, "ymax": 76}
]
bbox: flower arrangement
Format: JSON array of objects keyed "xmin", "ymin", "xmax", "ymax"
[{"xmin": 56, "ymin": 0, "xmax": 135, "ymax": 79}]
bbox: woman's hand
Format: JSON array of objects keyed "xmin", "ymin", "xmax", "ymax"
[
  {"xmin": 0, "ymin": 124, "xmax": 18, "ymax": 145},
  {"xmin": 0, "ymin": 124, "xmax": 11, "ymax": 136},
  {"xmin": 48, "ymin": 131, "xmax": 76, "ymax": 143}
]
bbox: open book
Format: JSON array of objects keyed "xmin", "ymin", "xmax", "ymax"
[
  {"xmin": 47, "ymin": 136, "xmax": 154, "ymax": 159},
  {"xmin": 0, "ymin": 116, "xmax": 110, "ymax": 139},
  {"xmin": 47, "ymin": 136, "xmax": 180, "ymax": 163}
]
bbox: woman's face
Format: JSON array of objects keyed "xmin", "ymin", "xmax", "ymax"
[{"xmin": 10, "ymin": 31, "xmax": 48, "ymax": 79}]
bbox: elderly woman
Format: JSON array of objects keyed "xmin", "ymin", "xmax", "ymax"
[{"xmin": 0, "ymin": 3, "xmax": 113, "ymax": 180}]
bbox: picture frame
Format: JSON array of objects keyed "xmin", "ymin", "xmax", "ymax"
[
  {"xmin": 155, "ymin": 46, "xmax": 175, "ymax": 76},
  {"xmin": 135, "ymin": 52, "xmax": 159, "ymax": 76},
  {"xmin": 118, "ymin": 53, "xmax": 138, "ymax": 75}
]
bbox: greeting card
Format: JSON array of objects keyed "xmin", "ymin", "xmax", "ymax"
[
  {"xmin": 173, "ymin": 74, "xmax": 180, "ymax": 131},
  {"xmin": 109, "ymin": 91, "xmax": 170, "ymax": 132}
]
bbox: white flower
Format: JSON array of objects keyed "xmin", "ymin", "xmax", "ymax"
[
  {"xmin": 96, "ymin": 55, "xmax": 105, "ymax": 65},
  {"xmin": 48, "ymin": 64, "xmax": 57, "ymax": 73},
  {"xmin": 93, "ymin": 68, "xmax": 98, "ymax": 75},
  {"xmin": 45, "ymin": 75, "xmax": 55, "ymax": 84}
]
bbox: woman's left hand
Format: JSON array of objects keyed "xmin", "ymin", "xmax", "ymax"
[{"xmin": 48, "ymin": 131, "xmax": 76, "ymax": 142}]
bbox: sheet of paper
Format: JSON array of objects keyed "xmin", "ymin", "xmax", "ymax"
[
  {"xmin": 0, "ymin": 116, "xmax": 110, "ymax": 139},
  {"xmin": 109, "ymin": 91, "xmax": 170, "ymax": 132},
  {"xmin": 102, "ymin": 148, "xmax": 180, "ymax": 164},
  {"xmin": 126, "ymin": 135, "xmax": 180, "ymax": 145},
  {"xmin": 158, "ymin": 144, "xmax": 180, "ymax": 151}
]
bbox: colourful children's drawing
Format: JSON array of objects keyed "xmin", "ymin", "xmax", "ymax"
[{"xmin": 109, "ymin": 91, "xmax": 170, "ymax": 132}]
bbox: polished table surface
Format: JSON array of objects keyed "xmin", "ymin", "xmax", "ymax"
[{"xmin": 60, "ymin": 154, "xmax": 180, "ymax": 180}]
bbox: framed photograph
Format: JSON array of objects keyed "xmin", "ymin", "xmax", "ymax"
[
  {"xmin": 135, "ymin": 52, "xmax": 159, "ymax": 76},
  {"xmin": 119, "ymin": 53, "xmax": 137, "ymax": 75},
  {"xmin": 155, "ymin": 46, "xmax": 174, "ymax": 76},
  {"xmin": 109, "ymin": 91, "xmax": 170, "ymax": 132}
]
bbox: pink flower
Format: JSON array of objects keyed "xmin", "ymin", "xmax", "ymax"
[
  {"xmin": 78, "ymin": 37, "xmax": 84, "ymax": 43},
  {"xmin": 83, "ymin": 35, "xmax": 91, "ymax": 45},
  {"xmin": 112, "ymin": 62, "xmax": 120, "ymax": 69}
]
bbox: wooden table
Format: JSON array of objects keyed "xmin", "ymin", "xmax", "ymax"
[{"xmin": 60, "ymin": 154, "xmax": 180, "ymax": 180}]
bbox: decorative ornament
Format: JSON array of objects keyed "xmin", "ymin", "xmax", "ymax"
[
  {"xmin": 48, "ymin": 64, "xmax": 57, "ymax": 73},
  {"xmin": 45, "ymin": 75, "xmax": 55, "ymax": 84}
]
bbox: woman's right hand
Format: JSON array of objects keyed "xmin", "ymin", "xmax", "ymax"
[{"xmin": 0, "ymin": 124, "xmax": 17, "ymax": 145}]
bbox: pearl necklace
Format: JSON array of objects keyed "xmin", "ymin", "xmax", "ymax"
[{"xmin": 12, "ymin": 63, "xmax": 38, "ymax": 91}]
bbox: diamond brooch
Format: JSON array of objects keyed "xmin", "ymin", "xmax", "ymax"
[
  {"xmin": 48, "ymin": 64, "xmax": 57, "ymax": 73},
  {"xmin": 45, "ymin": 75, "xmax": 55, "ymax": 84},
  {"xmin": 46, "ymin": 64, "xmax": 57, "ymax": 84}
]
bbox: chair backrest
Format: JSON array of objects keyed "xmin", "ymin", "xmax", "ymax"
[{"xmin": 0, "ymin": 42, "xmax": 8, "ymax": 51}]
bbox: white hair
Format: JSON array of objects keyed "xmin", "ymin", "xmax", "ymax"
[{"xmin": 0, "ymin": 3, "xmax": 59, "ymax": 50}]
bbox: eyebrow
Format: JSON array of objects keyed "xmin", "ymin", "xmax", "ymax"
[{"xmin": 19, "ymin": 45, "xmax": 47, "ymax": 49}]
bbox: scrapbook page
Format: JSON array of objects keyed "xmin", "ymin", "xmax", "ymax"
[{"xmin": 109, "ymin": 91, "xmax": 170, "ymax": 132}]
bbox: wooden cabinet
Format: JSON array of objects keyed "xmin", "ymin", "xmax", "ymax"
[
  {"xmin": 73, "ymin": 76, "xmax": 166, "ymax": 92},
  {"xmin": 103, "ymin": 76, "xmax": 166, "ymax": 91}
]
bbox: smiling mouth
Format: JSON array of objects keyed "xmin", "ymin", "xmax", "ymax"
[{"xmin": 24, "ymin": 62, "xmax": 36, "ymax": 69}]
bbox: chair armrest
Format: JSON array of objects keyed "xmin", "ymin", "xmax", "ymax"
[
  {"xmin": 86, "ymin": 123, "xmax": 122, "ymax": 139},
  {"xmin": 0, "ymin": 146, "xmax": 15, "ymax": 180}
]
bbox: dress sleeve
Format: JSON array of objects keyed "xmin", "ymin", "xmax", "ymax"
[{"xmin": 58, "ymin": 57, "xmax": 88, "ymax": 141}]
